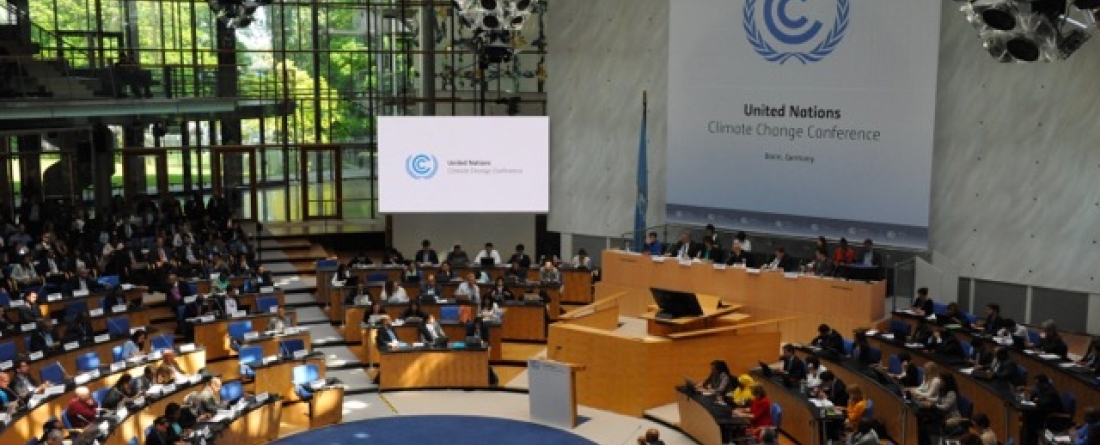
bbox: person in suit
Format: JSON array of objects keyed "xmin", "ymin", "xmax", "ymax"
[
  {"xmin": 911, "ymin": 287, "xmax": 934, "ymax": 316},
  {"xmin": 455, "ymin": 273, "xmax": 481, "ymax": 304},
  {"xmin": 507, "ymin": 244, "xmax": 532, "ymax": 268},
  {"xmin": 102, "ymin": 286, "xmax": 131, "ymax": 310},
  {"xmin": 419, "ymin": 274, "xmax": 444, "ymax": 302},
  {"xmin": 267, "ymin": 306, "xmax": 293, "ymax": 332},
  {"xmin": 101, "ymin": 374, "xmax": 134, "ymax": 410},
  {"xmin": 11, "ymin": 359, "xmax": 48, "ymax": 399},
  {"xmin": 375, "ymin": 316, "xmax": 400, "ymax": 350},
  {"xmin": 1036, "ymin": 319, "xmax": 1069, "ymax": 358},
  {"xmin": 414, "ymin": 239, "xmax": 439, "ymax": 265},
  {"xmin": 811, "ymin": 248, "xmax": 835, "ymax": 276},
  {"xmin": 764, "ymin": 247, "xmax": 797, "ymax": 272},
  {"xmin": 28, "ymin": 318, "xmax": 60, "ymax": 353},
  {"xmin": 145, "ymin": 416, "xmax": 181, "ymax": 445},
  {"xmin": 989, "ymin": 347, "xmax": 1021, "ymax": 394},
  {"xmin": 943, "ymin": 302, "xmax": 972, "ymax": 329},
  {"xmin": 858, "ymin": 239, "xmax": 882, "ymax": 267},
  {"xmin": 666, "ymin": 231, "xmax": 700, "ymax": 259},
  {"xmin": 0, "ymin": 305, "xmax": 16, "ymax": 334},
  {"xmin": 17, "ymin": 290, "xmax": 44, "ymax": 323},
  {"xmin": 445, "ymin": 245, "xmax": 469, "ymax": 267},
  {"xmin": 420, "ymin": 313, "xmax": 448, "ymax": 344},
  {"xmin": 982, "ymin": 304, "xmax": 1006, "ymax": 335},
  {"xmin": 725, "ymin": 240, "xmax": 754, "ymax": 267},
  {"xmin": 779, "ymin": 343, "xmax": 807, "ymax": 384},
  {"xmin": 400, "ymin": 301, "xmax": 428, "ymax": 321},
  {"xmin": 642, "ymin": 232, "xmax": 664, "ymax": 256},
  {"xmin": 817, "ymin": 371, "xmax": 849, "ymax": 406},
  {"xmin": 381, "ymin": 247, "xmax": 405, "ymax": 265},
  {"xmin": 1023, "ymin": 374, "xmax": 1065, "ymax": 444},
  {"xmin": 812, "ymin": 324, "xmax": 845, "ymax": 355},
  {"xmin": 851, "ymin": 329, "xmax": 878, "ymax": 366},
  {"xmin": 935, "ymin": 328, "xmax": 965, "ymax": 361},
  {"xmin": 698, "ymin": 238, "xmax": 724, "ymax": 263},
  {"xmin": 968, "ymin": 336, "xmax": 995, "ymax": 368},
  {"xmin": 637, "ymin": 428, "xmax": 667, "ymax": 445},
  {"xmin": 890, "ymin": 352, "xmax": 922, "ymax": 388},
  {"xmin": 251, "ymin": 264, "xmax": 274, "ymax": 289},
  {"xmin": 1078, "ymin": 339, "xmax": 1100, "ymax": 371}
]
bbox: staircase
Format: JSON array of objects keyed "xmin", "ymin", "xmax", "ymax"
[{"xmin": 0, "ymin": 5, "xmax": 103, "ymax": 100}]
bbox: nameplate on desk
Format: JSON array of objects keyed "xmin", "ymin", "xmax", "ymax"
[
  {"xmin": 44, "ymin": 384, "xmax": 65, "ymax": 396},
  {"xmin": 269, "ymin": 306, "xmax": 279, "ymax": 314},
  {"xmin": 27, "ymin": 395, "xmax": 44, "ymax": 409},
  {"xmin": 183, "ymin": 296, "xmax": 198, "ymax": 304},
  {"xmin": 745, "ymin": 268, "xmax": 761, "ymax": 274},
  {"xmin": 74, "ymin": 373, "xmax": 92, "ymax": 385},
  {"xmin": 112, "ymin": 305, "xmax": 127, "ymax": 313},
  {"xmin": 150, "ymin": 350, "xmax": 163, "ymax": 360},
  {"xmin": 210, "ymin": 273, "xmax": 220, "ymax": 280},
  {"xmin": 89, "ymin": 308, "xmax": 104, "ymax": 317},
  {"xmin": 310, "ymin": 378, "xmax": 326, "ymax": 390},
  {"xmin": 8, "ymin": 299, "xmax": 23, "ymax": 307},
  {"xmin": 260, "ymin": 286, "xmax": 275, "ymax": 293},
  {"xmin": 256, "ymin": 392, "xmax": 270, "ymax": 404},
  {"xmin": 243, "ymin": 332, "xmax": 260, "ymax": 340},
  {"xmin": 232, "ymin": 310, "xmax": 247, "ymax": 318},
  {"xmin": 263, "ymin": 355, "xmax": 278, "ymax": 364},
  {"xmin": 199, "ymin": 315, "xmax": 215, "ymax": 323},
  {"xmin": 712, "ymin": 263, "xmax": 727, "ymax": 270},
  {"xmin": 179, "ymin": 343, "xmax": 196, "ymax": 353},
  {"xmin": 651, "ymin": 256, "xmax": 666, "ymax": 263},
  {"xmin": 73, "ymin": 290, "xmax": 89, "ymax": 297},
  {"xmin": 47, "ymin": 293, "xmax": 62, "ymax": 302},
  {"xmin": 111, "ymin": 362, "xmax": 126, "ymax": 372},
  {"xmin": 163, "ymin": 383, "xmax": 177, "ymax": 394},
  {"xmin": 132, "ymin": 396, "xmax": 146, "ymax": 406},
  {"xmin": 0, "ymin": 412, "xmax": 10, "ymax": 424},
  {"xmin": 21, "ymin": 323, "xmax": 36, "ymax": 332},
  {"xmin": 95, "ymin": 334, "xmax": 110, "ymax": 343},
  {"xmin": 121, "ymin": 283, "xmax": 134, "ymax": 290},
  {"xmin": 115, "ymin": 407, "xmax": 128, "ymax": 419},
  {"xmin": 190, "ymin": 374, "xmax": 203, "ymax": 384},
  {"xmin": 28, "ymin": 351, "xmax": 43, "ymax": 361},
  {"xmin": 677, "ymin": 258, "xmax": 693, "ymax": 266},
  {"xmin": 63, "ymin": 341, "xmax": 80, "ymax": 351},
  {"xmin": 0, "ymin": 360, "xmax": 11, "ymax": 370},
  {"xmin": 293, "ymin": 349, "xmax": 307, "ymax": 359}
]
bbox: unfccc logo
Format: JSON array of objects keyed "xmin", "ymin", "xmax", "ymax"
[
  {"xmin": 744, "ymin": 0, "xmax": 849, "ymax": 64},
  {"xmin": 405, "ymin": 153, "xmax": 438, "ymax": 179}
]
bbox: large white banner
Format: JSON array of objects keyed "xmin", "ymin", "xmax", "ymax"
[
  {"xmin": 379, "ymin": 117, "xmax": 549, "ymax": 213},
  {"xmin": 668, "ymin": 0, "xmax": 941, "ymax": 249}
]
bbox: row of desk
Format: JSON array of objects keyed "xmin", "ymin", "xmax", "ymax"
[
  {"xmin": 192, "ymin": 311, "xmax": 305, "ymax": 361},
  {"xmin": 353, "ymin": 321, "xmax": 502, "ymax": 364},
  {"xmin": 342, "ymin": 300, "xmax": 547, "ymax": 343}
]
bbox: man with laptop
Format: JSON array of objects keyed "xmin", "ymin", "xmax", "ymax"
[
  {"xmin": 474, "ymin": 242, "xmax": 502, "ymax": 266},
  {"xmin": 420, "ymin": 314, "xmax": 448, "ymax": 347}
]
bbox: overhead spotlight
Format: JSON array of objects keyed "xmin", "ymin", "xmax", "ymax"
[{"xmin": 959, "ymin": 0, "xmax": 1096, "ymax": 62}]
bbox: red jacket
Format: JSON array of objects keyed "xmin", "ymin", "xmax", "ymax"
[
  {"xmin": 66, "ymin": 397, "xmax": 99, "ymax": 428},
  {"xmin": 750, "ymin": 396, "xmax": 773, "ymax": 429}
]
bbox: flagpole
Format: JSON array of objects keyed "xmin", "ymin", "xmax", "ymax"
[{"xmin": 634, "ymin": 91, "xmax": 649, "ymax": 252}]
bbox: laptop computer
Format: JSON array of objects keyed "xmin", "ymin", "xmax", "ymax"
[
  {"xmin": 480, "ymin": 257, "xmax": 496, "ymax": 267},
  {"xmin": 758, "ymin": 360, "xmax": 774, "ymax": 378}
]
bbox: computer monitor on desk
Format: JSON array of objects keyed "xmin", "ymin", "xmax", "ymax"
[{"xmin": 650, "ymin": 287, "xmax": 704, "ymax": 320}]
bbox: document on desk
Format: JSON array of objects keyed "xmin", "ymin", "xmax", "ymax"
[
  {"xmin": 809, "ymin": 399, "xmax": 834, "ymax": 408},
  {"xmin": 1038, "ymin": 353, "xmax": 1061, "ymax": 360},
  {"xmin": 960, "ymin": 367, "xmax": 975, "ymax": 375}
]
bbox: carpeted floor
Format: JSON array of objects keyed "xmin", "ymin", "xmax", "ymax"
[{"xmin": 270, "ymin": 415, "xmax": 600, "ymax": 445}]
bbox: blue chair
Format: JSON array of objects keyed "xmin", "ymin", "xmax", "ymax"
[
  {"xmin": 887, "ymin": 354, "xmax": 902, "ymax": 374},
  {"xmin": 40, "ymin": 362, "xmax": 65, "ymax": 385},
  {"xmin": 112, "ymin": 345, "xmax": 125, "ymax": 363},
  {"xmin": 963, "ymin": 313, "xmax": 978, "ymax": 326},
  {"xmin": 771, "ymin": 403, "xmax": 782, "ymax": 429},
  {"xmin": 1016, "ymin": 365, "xmax": 1028, "ymax": 385},
  {"xmin": 61, "ymin": 409, "xmax": 75, "ymax": 428},
  {"xmin": 915, "ymin": 366, "xmax": 925, "ymax": 384},
  {"xmin": 98, "ymin": 275, "xmax": 120, "ymax": 288},
  {"xmin": 842, "ymin": 339, "xmax": 854, "ymax": 356},
  {"xmin": 932, "ymin": 302, "xmax": 948, "ymax": 316},
  {"xmin": 316, "ymin": 259, "xmax": 338, "ymax": 269},
  {"xmin": 960, "ymin": 341, "xmax": 973, "ymax": 358},
  {"xmin": 76, "ymin": 351, "xmax": 101, "ymax": 372},
  {"xmin": 1005, "ymin": 438, "xmax": 1015, "ymax": 445},
  {"xmin": 279, "ymin": 339, "xmax": 306, "ymax": 357},
  {"xmin": 0, "ymin": 341, "xmax": 17, "ymax": 362},
  {"xmin": 107, "ymin": 316, "xmax": 130, "ymax": 337},
  {"xmin": 366, "ymin": 273, "xmax": 388, "ymax": 283},
  {"xmin": 890, "ymin": 319, "xmax": 910, "ymax": 335},
  {"xmin": 0, "ymin": 292, "xmax": 11, "ymax": 307},
  {"xmin": 27, "ymin": 439, "xmax": 38, "ymax": 445},
  {"xmin": 957, "ymin": 394, "xmax": 973, "ymax": 419},
  {"xmin": 256, "ymin": 296, "xmax": 279, "ymax": 314},
  {"xmin": 440, "ymin": 305, "xmax": 460, "ymax": 322},
  {"xmin": 1026, "ymin": 330, "xmax": 1041, "ymax": 347},
  {"xmin": 64, "ymin": 301, "xmax": 88, "ymax": 322},
  {"xmin": 864, "ymin": 398, "xmax": 874, "ymax": 420},
  {"xmin": 93, "ymin": 387, "xmax": 110, "ymax": 406},
  {"xmin": 293, "ymin": 364, "xmax": 321, "ymax": 401},
  {"xmin": 867, "ymin": 346, "xmax": 882, "ymax": 364},
  {"xmin": 228, "ymin": 320, "xmax": 253, "ymax": 340},
  {"xmin": 220, "ymin": 380, "xmax": 244, "ymax": 404},
  {"xmin": 239, "ymin": 345, "xmax": 263, "ymax": 379},
  {"xmin": 128, "ymin": 436, "xmax": 139, "ymax": 445},
  {"xmin": 151, "ymin": 333, "xmax": 174, "ymax": 351},
  {"xmin": 1061, "ymin": 391, "xmax": 1077, "ymax": 418}
]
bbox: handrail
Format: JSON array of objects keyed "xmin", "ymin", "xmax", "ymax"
[
  {"xmin": 666, "ymin": 316, "xmax": 800, "ymax": 339},
  {"xmin": 1, "ymin": 2, "xmax": 85, "ymax": 66},
  {"xmin": 559, "ymin": 292, "xmax": 621, "ymax": 320}
]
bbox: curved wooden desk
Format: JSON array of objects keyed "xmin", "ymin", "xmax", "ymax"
[
  {"xmin": 377, "ymin": 347, "xmax": 490, "ymax": 390},
  {"xmin": 753, "ymin": 369, "xmax": 843, "ymax": 445}
]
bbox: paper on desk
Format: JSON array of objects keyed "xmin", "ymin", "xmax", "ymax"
[
  {"xmin": 809, "ymin": 399, "xmax": 834, "ymax": 408},
  {"xmin": 1038, "ymin": 353, "xmax": 1061, "ymax": 360},
  {"xmin": 960, "ymin": 367, "xmax": 975, "ymax": 375},
  {"xmin": 865, "ymin": 330, "xmax": 879, "ymax": 336},
  {"xmin": 1058, "ymin": 362, "xmax": 1076, "ymax": 368},
  {"xmin": 881, "ymin": 333, "xmax": 895, "ymax": 340}
]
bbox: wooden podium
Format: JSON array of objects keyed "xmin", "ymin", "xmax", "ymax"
[{"xmin": 637, "ymin": 293, "xmax": 743, "ymax": 336}]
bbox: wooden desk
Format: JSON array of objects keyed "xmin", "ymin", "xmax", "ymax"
[
  {"xmin": 378, "ymin": 348, "xmax": 490, "ymax": 390},
  {"xmin": 239, "ymin": 331, "xmax": 311, "ymax": 360},
  {"xmin": 794, "ymin": 349, "xmax": 918, "ymax": 445},
  {"xmin": 192, "ymin": 312, "xmax": 299, "ymax": 360},
  {"xmin": 24, "ymin": 337, "xmax": 128, "ymax": 380},
  {"xmin": 501, "ymin": 303, "xmax": 547, "ymax": 341},
  {"xmin": 754, "ymin": 370, "xmax": 840, "ymax": 445},
  {"xmin": 868, "ymin": 336, "xmax": 1024, "ymax": 445},
  {"xmin": 676, "ymin": 387, "xmax": 742, "ymax": 445},
  {"xmin": 214, "ymin": 398, "xmax": 283, "ymax": 445},
  {"xmin": 356, "ymin": 323, "xmax": 502, "ymax": 364},
  {"xmin": 251, "ymin": 355, "xmax": 326, "ymax": 401},
  {"xmin": 638, "ymin": 295, "xmax": 742, "ymax": 336},
  {"xmin": 560, "ymin": 268, "xmax": 594, "ymax": 304},
  {"xmin": 599, "ymin": 250, "xmax": 885, "ymax": 343},
  {"xmin": 237, "ymin": 290, "xmax": 286, "ymax": 312}
]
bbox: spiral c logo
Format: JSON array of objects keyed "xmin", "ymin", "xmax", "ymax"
[
  {"xmin": 405, "ymin": 154, "xmax": 438, "ymax": 180},
  {"xmin": 744, "ymin": 0, "xmax": 849, "ymax": 65}
]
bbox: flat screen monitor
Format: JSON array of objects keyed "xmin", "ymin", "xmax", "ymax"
[{"xmin": 649, "ymin": 287, "xmax": 704, "ymax": 319}]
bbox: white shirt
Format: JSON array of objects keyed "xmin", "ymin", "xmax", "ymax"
[
  {"xmin": 384, "ymin": 286, "xmax": 409, "ymax": 303},
  {"xmin": 571, "ymin": 256, "xmax": 591, "ymax": 268},
  {"xmin": 456, "ymin": 281, "xmax": 481, "ymax": 304},
  {"xmin": 481, "ymin": 303, "xmax": 503, "ymax": 323},
  {"xmin": 740, "ymin": 239, "xmax": 753, "ymax": 252},
  {"xmin": 805, "ymin": 364, "xmax": 828, "ymax": 387},
  {"xmin": 474, "ymin": 249, "xmax": 502, "ymax": 265}
]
